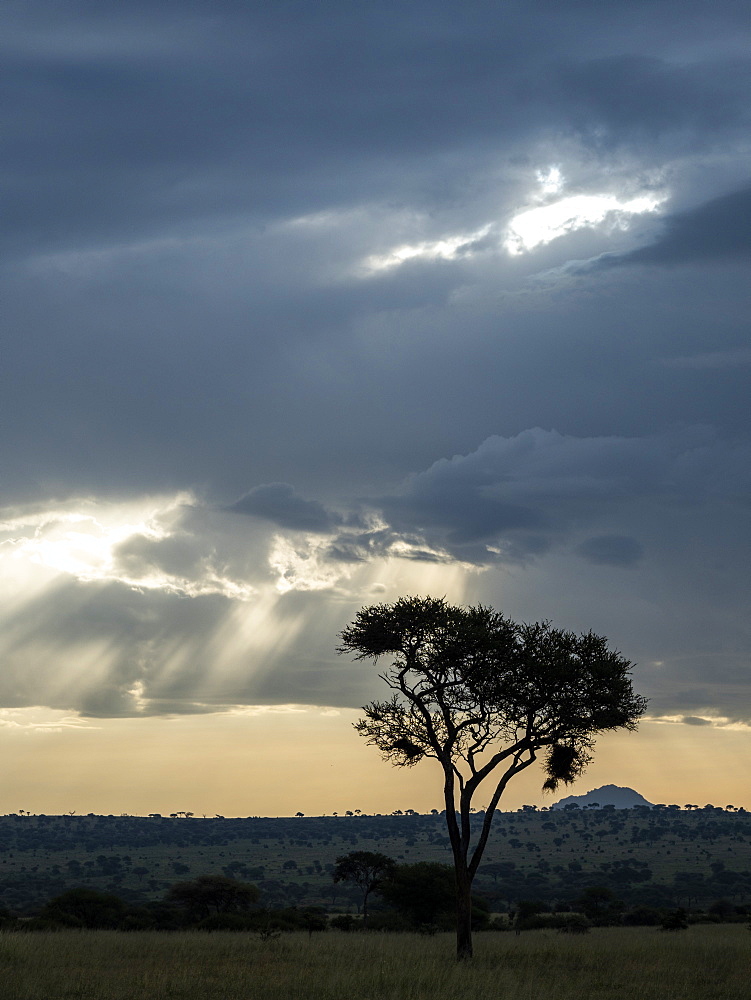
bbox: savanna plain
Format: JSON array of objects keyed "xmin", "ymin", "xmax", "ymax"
[{"xmin": 2, "ymin": 925, "xmax": 749, "ymax": 1000}]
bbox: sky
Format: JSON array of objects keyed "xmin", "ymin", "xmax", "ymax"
[{"xmin": 1, "ymin": 0, "xmax": 750, "ymax": 816}]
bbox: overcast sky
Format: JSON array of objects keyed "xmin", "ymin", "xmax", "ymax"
[{"xmin": 1, "ymin": 0, "xmax": 749, "ymax": 814}]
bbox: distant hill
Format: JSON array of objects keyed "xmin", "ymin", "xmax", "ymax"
[{"xmin": 551, "ymin": 784, "xmax": 654, "ymax": 809}]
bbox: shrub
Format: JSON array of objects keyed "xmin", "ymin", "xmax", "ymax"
[
  {"xmin": 166, "ymin": 875, "xmax": 259, "ymax": 921},
  {"xmin": 330, "ymin": 914, "xmax": 361, "ymax": 931},
  {"xmin": 662, "ymin": 908, "xmax": 689, "ymax": 931},
  {"xmin": 623, "ymin": 906, "xmax": 663, "ymax": 926},
  {"xmin": 559, "ymin": 914, "xmax": 591, "ymax": 934},
  {"xmin": 708, "ymin": 898, "xmax": 735, "ymax": 921},
  {"xmin": 38, "ymin": 888, "xmax": 127, "ymax": 929}
]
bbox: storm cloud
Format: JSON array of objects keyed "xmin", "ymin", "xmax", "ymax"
[
  {"xmin": 229, "ymin": 483, "xmax": 342, "ymax": 533},
  {"xmin": 600, "ymin": 185, "xmax": 751, "ymax": 268}
]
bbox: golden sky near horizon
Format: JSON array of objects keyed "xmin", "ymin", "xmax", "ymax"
[{"xmin": 2, "ymin": 709, "xmax": 748, "ymax": 817}]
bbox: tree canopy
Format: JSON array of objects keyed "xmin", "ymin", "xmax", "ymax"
[
  {"xmin": 166, "ymin": 875, "xmax": 259, "ymax": 919},
  {"xmin": 332, "ymin": 850, "xmax": 396, "ymax": 926},
  {"xmin": 338, "ymin": 595, "xmax": 646, "ymax": 959}
]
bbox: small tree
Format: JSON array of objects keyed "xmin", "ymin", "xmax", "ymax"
[
  {"xmin": 378, "ymin": 861, "xmax": 457, "ymax": 930},
  {"xmin": 379, "ymin": 862, "xmax": 491, "ymax": 933},
  {"xmin": 166, "ymin": 875, "xmax": 259, "ymax": 921},
  {"xmin": 332, "ymin": 850, "xmax": 396, "ymax": 927},
  {"xmin": 39, "ymin": 888, "xmax": 126, "ymax": 929},
  {"xmin": 575, "ymin": 886, "xmax": 622, "ymax": 924},
  {"xmin": 662, "ymin": 907, "xmax": 689, "ymax": 931},
  {"xmin": 338, "ymin": 595, "xmax": 646, "ymax": 960}
]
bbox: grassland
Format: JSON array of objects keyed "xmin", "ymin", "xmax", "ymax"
[
  {"xmin": 1, "ymin": 924, "xmax": 749, "ymax": 1000},
  {"xmin": 2, "ymin": 808, "xmax": 750, "ymax": 912}
]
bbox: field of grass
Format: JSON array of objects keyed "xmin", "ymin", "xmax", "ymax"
[{"xmin": 1, "ymin": 925, "xmax": 749, "ymax": 1000}]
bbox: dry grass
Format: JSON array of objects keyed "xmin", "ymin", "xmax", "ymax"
[{"xmin": 1, "ymin": 924, "xmax": 749, "ymax": 1000}]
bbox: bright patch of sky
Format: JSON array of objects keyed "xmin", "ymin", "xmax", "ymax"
[
  {"xmin": 0, "ymin": 495, "xmax": 255, "ymax": 600},
  {"xmin": 268, "ymin": 534, "xmax": 349, "ymax": 594},
  {"xmin": 361, "ymin": 168, "xmax": 666, "ymax": 271},
  {"xmin": 364, "ymin": 224, "xmax": 492, "ymax": 271},
  {"xmin": 536, "ymin": 166, "xmax": 564, "ymax": 196},
  {"xmin": 505, "ymin": 168, "xmax": 666, "ymax": 255},
  {"xmin": 646, "ymin": 714, "xmax": 750, "ymax": 730},
  {"xmin": 0, "ymin": 707, "xmax": 94, "ymax": 734}
]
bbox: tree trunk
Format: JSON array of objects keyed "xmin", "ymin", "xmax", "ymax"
[{"xmin": 455, "ymin": 865, "xmax": 473, "ymax": 960}]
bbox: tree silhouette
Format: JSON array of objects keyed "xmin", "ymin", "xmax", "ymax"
[
  {"xmin": 332, "ymin": 850, "xmax": 396, "ymax": 927},
  {"xmin": 40, "ymin": 888, "xmax": 126, "ymax": 929},
  {"xmin": 338, "ymin": 595, "xmax": 646, "ymax": 960},
  {"xmin": 377, "ymin": 861, "xmax": 457, "ymax": 929},
  {"xmin": 166, "ymin": 875, "xmax": 259, "ymax": 920}
]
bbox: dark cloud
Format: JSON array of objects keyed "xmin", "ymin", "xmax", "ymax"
[
  {"xmin": 370, "ymin": 427, "xmax": 751, "ymax": 564},
  {"xmin": 2, "ymin": 1, "xmax": 748, "ymax": 263},
  {"xmin": 0, "ymin": 0, "xmax": 748, "ymax": 509},
  {"xmin": 229, "ymin": 483, "xmax": 341, "ymax": 533},
  {"xmin": 682, "ymin": 716, "xmax": 713, "ymax": 726},
  {"xmin": 575, "ymin": 535, "xmax": 643, "ymax": 567},
  {"xmin": 558, "ymin": 55, "xmax": 751, "ymax": 150},
  {"xmin": 614, "ymin": 186, "xmax": 751, "ymax": 266}
]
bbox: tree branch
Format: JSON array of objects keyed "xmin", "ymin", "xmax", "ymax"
[{"xmin": 467, "ymin": 750, "xmax": 537, "ymax": 879}]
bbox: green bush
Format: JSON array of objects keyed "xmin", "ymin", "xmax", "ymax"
[
  {"xmin": 662, "ymin": 908, "xmax": 689, "ymax": 931},
  {"xmin": 623, "ymin": 906, "xmax": 663, "ymax": 926}
]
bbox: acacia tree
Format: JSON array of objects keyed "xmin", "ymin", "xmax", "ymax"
[
  {"xmin": 166, "ymin": 875, "xmax": 259, "ymax": 921},
  {"xmin": 332, "ymin": 850, "xmax": 396, "ymax": 927},
  {"xmin": 338, "ymin": 596, "xmax": 646, "ymax": 960}
]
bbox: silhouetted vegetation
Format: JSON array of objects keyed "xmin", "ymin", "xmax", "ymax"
[
  {"xmin": 332, "ymin": 851, "xmax": 395, "ymax": 927},
  {"xmin": 1, "ymin": 804, "xmax": 750, "ymax": 922},
  {"xmin": 3, "ymin": 875, "xmax": 331, "ymax": 935},
  {"xmin": 338, "ymin": 596, "xmax": 646, "ymax": 957},
  {"xmin": 166, "ymin": 874, "xmax": 259, "ymax": 920}
]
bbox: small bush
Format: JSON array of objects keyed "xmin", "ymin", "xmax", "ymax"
[
  {"xmin": 329, "ymin": 914, "xmax": 361, "ymax": 931},
  {"xmin": 487, "ymin": 915, "xmax": 512, "ymax": 931},
  {"xmin": 559, "ymin": 914, "xmax": 591, "ymax": 934},
  {"xmin": 623, "ymin": 906, "xmax": 663, "ymax": 926},
  {"xmin": 662, "ymin": 908, "xmax": 689, "ymax": 931},
  {"xmin": 708, "ymin": 899, "xmax": 735, "ymax": 921},
  {"xmin": 38, "ymin": 889, "xmax": 127, "ymax": 930}
]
